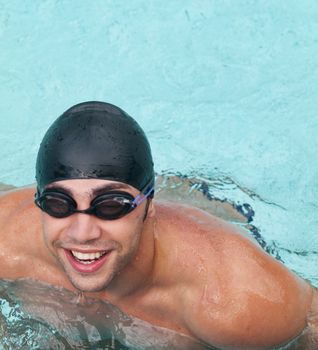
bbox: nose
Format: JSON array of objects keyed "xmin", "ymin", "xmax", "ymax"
[{"xmin": 65, "ymin": 213, "xmax": 102, "ymax": 244}]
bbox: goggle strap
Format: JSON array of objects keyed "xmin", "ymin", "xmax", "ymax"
[{"xmin": 133, "ymin": 186, "xmax": 154, "ymax": 206}]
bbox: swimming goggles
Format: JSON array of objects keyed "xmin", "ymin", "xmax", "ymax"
[{"xmin": 34, "ymin": 184, "xmax": 154, "ymax": 220}]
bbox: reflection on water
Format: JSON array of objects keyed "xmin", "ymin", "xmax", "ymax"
[{"xmin": 0, "ymin": 279, "xmax": 213, "ymax": 350}]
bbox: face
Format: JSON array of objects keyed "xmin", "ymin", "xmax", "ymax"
[{"xmin": 40, "ymin": 179, "xmax": 154, "ymax": 293}]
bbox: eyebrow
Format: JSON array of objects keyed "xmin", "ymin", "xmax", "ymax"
[
  {"xmin": 46, "ymin": 183, "xmax": 131, "ymax": 198},
  {"xmin": 92, "ymin": 183, "xmax": 131, "ymax": 197}
]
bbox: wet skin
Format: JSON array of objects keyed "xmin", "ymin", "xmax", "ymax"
[{"xmin": 0, "ymin": 179, "xmax": 317, "ymax": 350}]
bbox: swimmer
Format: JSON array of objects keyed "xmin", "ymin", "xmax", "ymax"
[{"xmin": 0, "ymin": 101, "xmax": 317, "ymax": 350}]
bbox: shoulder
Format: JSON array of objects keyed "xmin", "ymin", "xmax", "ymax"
[
  {"xmin": 154, "ymin": 201, "xmax": 313, "ymax": 349},
  {"xmin": 0, "ymin": 186, "xmax": 37, "ymax": 219},
  {"xmin": 154, "ymin": 200, "xmax": 239, "ymax": 237},
  {"xmin": 0, "ymin": 187, "xmax": 40, "ymax": 233},
  {"xmin": 0, "ymin": 185, "xmax": 40, "ymax": 230},
  {"xmin": 154, "ymin": 200, "xmax": 258, "ymax": 256},
  {"xmin": 0, "ymin": 187, "xmax": 42, "ymax": 275}
]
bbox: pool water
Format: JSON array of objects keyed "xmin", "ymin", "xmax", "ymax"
[
  {"xmin": 0, "ymin": 278, "xmax": 212, "ymax": 350},
  {"xmin": 0, "ymin": 1, "xmax": 318, "ymax": 349}
]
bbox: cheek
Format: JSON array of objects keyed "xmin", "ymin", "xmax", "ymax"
[
  {"xmin": 41, "ymin": 214, "xmax": 65, "ymax": 244},
  {"xmin": 103, "ymin": 216, "xmax": 144, "ymax": 250},
  {"xmin": 124, "ymin": 219, "xmax": 145, "ymax": 252}
]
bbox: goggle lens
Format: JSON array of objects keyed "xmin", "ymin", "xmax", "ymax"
[
  {"xmin": 39, "ymin": 193, "xmax": 76, "ymax": 218},
  {"xmin": 92, "ymin": 195, "xmax": 134, "ymax": 220}
]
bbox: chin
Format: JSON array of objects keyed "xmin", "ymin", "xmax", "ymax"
[
  {"xmin": 68, "ymin": 273, "xmax": 114, "ymax": 293},
  {"xmin": 60, "ymin": 258, "xmax": 116, "ymax": 293},
  {"xmin": 59, "ymin": 247, "xmax": 136, "ymax": 293}
]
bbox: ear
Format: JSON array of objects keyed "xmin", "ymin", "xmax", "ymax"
[{"xmin": 146, "ymin": 199, "xmax": 156, "ymax": 218}]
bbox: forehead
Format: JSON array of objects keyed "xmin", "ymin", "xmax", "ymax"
[{"xmin": 45, "ymin": 179, "xmax": 137, "ymax": 197}]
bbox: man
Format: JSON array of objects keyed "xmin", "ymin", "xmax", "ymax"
[{"xmin": 0, "ymin": 101, "xmax": 317, "ymax": 349}]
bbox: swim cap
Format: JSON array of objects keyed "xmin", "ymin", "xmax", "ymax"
[{"xmin": 36, "ymin": 101, "xmax": 154, "ymax": 194}]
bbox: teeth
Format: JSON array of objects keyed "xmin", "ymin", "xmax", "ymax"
[{"xmin": 71, "ymin": 250, "xmax": 106, "ymax": 261}]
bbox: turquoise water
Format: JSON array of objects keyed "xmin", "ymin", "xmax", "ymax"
[{"xmin": 0, "ymin": 1, "xmax": 318, "ymax": 348}]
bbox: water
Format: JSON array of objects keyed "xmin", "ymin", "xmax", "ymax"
[
  {"xmin": 0, "ymin": 278, "xmax": 210, "ymax": 350},
  {"xmin": 0, "ymin": 0, "xmax": 318, "ymax": 348}
]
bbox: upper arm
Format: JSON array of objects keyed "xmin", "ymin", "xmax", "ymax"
[{"xmin": 182, "ymin": 229, "xmax": 313, "ymax": 350}]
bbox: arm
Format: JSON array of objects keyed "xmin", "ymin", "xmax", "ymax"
[{"xmin": 182, "ymin": 227, "xmax": 315, "ymax": 350}]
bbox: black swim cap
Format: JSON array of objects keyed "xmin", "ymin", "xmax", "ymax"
[{"xmin": 36, "ymin": 101, "xmax": 154, "ymax": 194}]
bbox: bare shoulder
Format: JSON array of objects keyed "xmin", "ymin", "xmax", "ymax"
[
  {"xmin": 154, "ymin": 199, "xmax": 239, "ymax": 238},
  {"xmin": 154, "ymin": 200, "xmax": 313, "ymax": 349},
  {"xmin": 0, "ymin": 187, "xmax": 43, "ymax": 277},
  {"xmin": 154, "ymin": 200, "xmax": 258, "ymax": 253},
  {"xmin": 0, "ymin": 186, "xmax": 37, "ymax": 220}
]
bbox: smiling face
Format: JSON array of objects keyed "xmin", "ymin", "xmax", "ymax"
[{"xmin": 40, "ymin": 179, "xmax": 154, "ymax": 293}]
